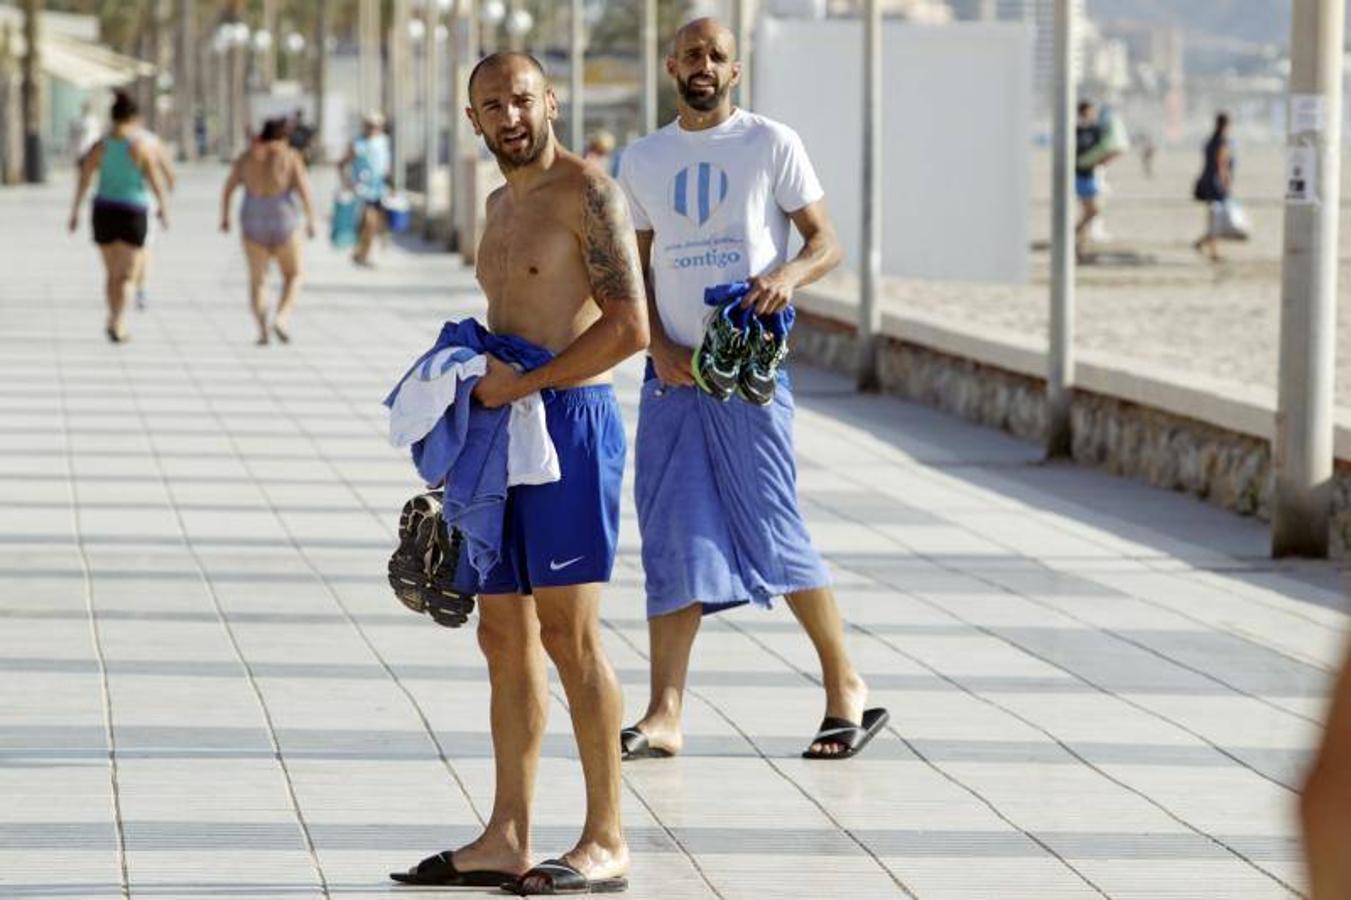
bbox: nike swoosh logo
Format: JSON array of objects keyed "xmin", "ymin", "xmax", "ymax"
[{"xmin": 549, "ymin": 555, "xmax": 585, "ymax": 572}]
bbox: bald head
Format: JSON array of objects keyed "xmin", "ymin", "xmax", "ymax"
[
  {"xmin": 667, "ymin": 17, "xmax": 740, "ymax": 115},
  {"xmin": 671, "ymin": 17, "xmax": 737, "ymax": 58},
  {"xmin": 468, "ymin": 51, "xmax": 548, "ymax": 107}
]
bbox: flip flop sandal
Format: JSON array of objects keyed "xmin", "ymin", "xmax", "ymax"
[
  {"xmin": 620, "ymin": 726, "xmax": 673, "ymax": 761},
  {"xmin": 503, "ymin": 858, "xmax": 628, "ymax": 895},
  {"xmin": 802, "ymin": 707, "xmax": 891, "ymax": 760},
  {"xmin": 390, "ymin": 850, "xmax": 517, "ymax": 887}
]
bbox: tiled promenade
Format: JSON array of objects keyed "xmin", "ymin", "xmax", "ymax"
[{"xmin": 0, "ymin": 168, "xmax": 1345, "ymax": 899}]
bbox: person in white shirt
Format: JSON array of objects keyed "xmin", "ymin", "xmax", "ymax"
[
  {"xmin": 68, "ymin": 102, "xmax": 102, "ymax": 162},
  {"xmin": 616, "ymin": 18, "xmax": 888, "ymax": 762},
  {"xmin": 130, "ymin": 126, "xmax": 175, "ymax": 309}
]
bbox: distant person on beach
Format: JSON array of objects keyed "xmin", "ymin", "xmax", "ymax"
[
  {"xmin": 1138, "ymin": 132, "xmax": 1156, "ymax": 178},
  {"xmin": 1075, "ymin": 101, "xmax": 1128, "ymax": 261},
  {"xmin": 1192, "ymin": 113, "xmax": 1235, "ymax": 263}
]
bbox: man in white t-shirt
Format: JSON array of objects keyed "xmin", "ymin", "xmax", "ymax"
[{"xmin": 616, "ymin": 18, "xmax": 889, "ymax": 762}]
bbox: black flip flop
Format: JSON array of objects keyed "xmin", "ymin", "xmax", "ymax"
[
  {"xmin": 502, "ymin": 858, "xmax": 628, "ymax": 895},
  {"xmin": 620, "ymin": 726, "xmax": 673, "ymax": 761},
  {"xmin": 802, "ymin": 707, "xmax": 891, "ymax": 760},
  {"xmin": 390, "ymin": 850, "xmax": 517, "ymax": 887},
  {"xmin": 273, "ymin": 323, "xmax": 291, "ymax": 344}
]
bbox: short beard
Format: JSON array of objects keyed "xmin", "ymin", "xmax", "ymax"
[
  {"xmin": 484, "ymin": 124, "xmax": 549, "ymax": 171},
  {"xmin": 677, "ymin": 75, "xmax": 730, "ymax": 112}
]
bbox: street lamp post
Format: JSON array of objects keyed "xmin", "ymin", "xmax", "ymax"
[
  {"xmin": 176, "ymin": 0, "xmax": 196, "ymax": 161},
  {"xmin": 389, "ymin": 0, "xmax": 411, "ymax": 192},
  {"xmin": 857, "ymin": 0, "xmax": 881, "ymax": 390},
  {"xmin": 505, "ymin": 7, "xmax": 533, "ymax": 50},
  {"xmin": 448, "ymin": 0, "xmax": 478, "ymax": 253},
  {"xmin": 482, "ymin": 0, "xmax": 505, "ymax": 54},
  {"xmin": 1047, "ymin": 0, "xmax": 1077, "ymax": 457},
  {"xmin": 569, "ymin": 0, "xmax": 584, "ymax": 152},
  {"xmin": 20, "ymin": 0, "xmax": 43, "ymax": 184},
  {"xmin": 422, "ymin": 1, "xmax": 442, "ymax": 238},
  {"xmin": 315, "ymin": 0, "xmax": 330, "ymax": 163},
  {"xmin": 641, "ymin": 0, "xmax": 656, "ymax": 134},
  {"xmin": 733, "ymin": 0, "xmax": 751, "ymax": 110},
  {"xmin": 1272, "ymin": 0, "xmax": 1345, "ymax": 557},
  {"xmin": 359, "ymin": 0, "xmax": 381, "ymax": 114}
]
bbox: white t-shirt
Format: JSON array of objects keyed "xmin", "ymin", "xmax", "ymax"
[{"xmin": 617, "ymin": 109, "xmax": 824, "ymax": 349}]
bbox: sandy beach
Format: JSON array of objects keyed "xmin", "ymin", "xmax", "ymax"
[{"xmin": 843, "ymin": 143, "xmax": 1351, "ymax": 404}]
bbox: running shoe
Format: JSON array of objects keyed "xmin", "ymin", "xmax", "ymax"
[
  {"xmin": 692, "ymin": 302, "xmax": 750, "ymax": 401},
  {"xmin": 737, "ymin": 319, "xmax": 789, "ymax": 406},
  {"xmin": 387, "ymin": 490, "xmax": 477, "ymax": 628}
]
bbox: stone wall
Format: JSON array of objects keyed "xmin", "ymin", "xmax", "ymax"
[{"xmin": 790, "ymin": 308, "xmax": 1351, "ymax": 555}]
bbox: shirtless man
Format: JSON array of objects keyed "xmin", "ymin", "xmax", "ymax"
[{"xmin": 389, "ymin": 52, "xmax": 647, "ymax": 895}]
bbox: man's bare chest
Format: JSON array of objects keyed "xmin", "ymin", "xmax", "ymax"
[{"xmin": 478, "ymin": 207, "xmax": 583, "ymax": 297}]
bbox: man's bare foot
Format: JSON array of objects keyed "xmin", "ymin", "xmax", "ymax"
[
  {"xmin": 626, "ymin": 711, "xmax": 683, "ymax": 758},
  {"xmin": 810, "ymin": 672, "xmax": 869, "ymax": 757},
  {"xmin": 515, "ymin": 840, "xmax": 628, "ymax": 895},
  {"xmin": 451, "ymin": 831, "xmax": 532, "ymax": 878}
]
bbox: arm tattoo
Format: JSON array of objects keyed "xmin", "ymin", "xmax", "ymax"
[{"xmin": 582, "ymin": 175, "xmax": 645, "ymax": 308}]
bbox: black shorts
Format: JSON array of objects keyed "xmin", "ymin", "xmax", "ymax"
[{"xmin": 92, "ymin": 201, "xmax": 149, "ymax": 247}]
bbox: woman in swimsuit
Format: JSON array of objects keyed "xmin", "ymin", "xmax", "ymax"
[
  {"xmin": 220, "ymin": 117, "xmax": 317, "ymax": 345},
  {"xmin": 67, "ymin": 91, "xmax": 170, "ymax": 343}
]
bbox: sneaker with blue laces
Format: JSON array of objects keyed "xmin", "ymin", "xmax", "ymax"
[
  {"xmin": 737, "ymin": 307, "xmax": 793, "ymax": 406},
  {"xmin": 692, "ymin": 301, "xmax": 750, "ymax": 401}
]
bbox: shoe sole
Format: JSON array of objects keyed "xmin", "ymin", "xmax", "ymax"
[{"xmin": 388, "ymin": 494, "xmax": 475, "ymax": 628}]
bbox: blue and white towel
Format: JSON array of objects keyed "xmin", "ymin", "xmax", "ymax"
[{"xmin": 384, "ymin": 319, "xmax": 559, "ymax": 579}]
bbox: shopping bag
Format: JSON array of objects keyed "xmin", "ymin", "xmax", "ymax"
[
  {"xmin": 330, "ymin": 190, "xmax": 360, "ymax": 248},
  {"xmin": 1213, "ymin": 199, "xmax": 1251, "ymax": 241}
]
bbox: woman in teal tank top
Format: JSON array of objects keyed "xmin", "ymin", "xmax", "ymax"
[{"xmin": 67, "ymin": 91, "xmax": 170, "ymax": 344}]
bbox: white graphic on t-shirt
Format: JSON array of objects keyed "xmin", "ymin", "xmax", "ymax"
[{"xmin": 669, "ymin": 162, "xmax": 729, "ymax": 227}]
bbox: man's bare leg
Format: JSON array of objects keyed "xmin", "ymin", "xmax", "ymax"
[
  {"xmin": 273, "ymin": 236, "xmax": 303, "ymax": 339},
  {"xmin": 523, "ymin": 583, "xmax": 627, "ymax": 888},
  {"xmin": 630, "ymin": 602, "xmax": 702, "ymax": 756},
  {"xmin": 450, "ymin": 592, "xmax": 546, "ymax": 876},
  {"xmin": 785, "ymin": 586, "xmax": 869, "ymax": 757}
]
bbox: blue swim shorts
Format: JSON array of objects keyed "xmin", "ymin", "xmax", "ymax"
[
  {"xmin": 479, "ymin": 385, "xmax": 626, "ymax": 595},
  {"xmin": 1075, "ymin": 172, "xmax": 1101, "ymax": 200},
  {"xmin": 635, "ymin": 362, "xmax": 831, "ymax": 618}
]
